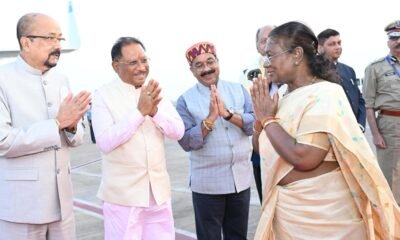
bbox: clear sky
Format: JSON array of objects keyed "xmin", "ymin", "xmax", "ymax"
[{"xmin": 1, "ymin": 0, "xmax": 399, "ymax": 100}]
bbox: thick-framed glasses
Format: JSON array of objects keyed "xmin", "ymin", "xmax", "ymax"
[
  {"xmin": 389, "ymin": 36, "xmax": 400, "ymax": 41},
  {"xmin": 192, "ymin": 58, "xmax": 217, "ymax": 71},
  {"xmin": 25, "ymin": 35, "xmax": 66, "ymax": 43},
  {"xmin": 116, "ymin": 58, "xmax": 150, "ymax": 68},
  {"xmin": 263, "ymin": 49, "xmax": 291, "ymax": 65}
]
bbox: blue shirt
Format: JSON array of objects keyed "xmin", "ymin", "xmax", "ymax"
[{"xmin": 176, "ymin": 80, "xmax": 254, "ymax": 194}]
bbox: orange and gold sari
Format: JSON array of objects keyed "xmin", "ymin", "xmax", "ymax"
[{"xmin": 256, "ymin": 81, "xmax": 400, "ymax": 239}]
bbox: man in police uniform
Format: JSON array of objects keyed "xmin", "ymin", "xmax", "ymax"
[{"xmin": 363, "ymin": 20, "xmax": 400, "ymax": 205}]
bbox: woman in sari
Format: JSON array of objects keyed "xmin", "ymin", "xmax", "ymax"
[{"xmin": 251, "ymin": 21, "xmax": 400, "ymax": 240}]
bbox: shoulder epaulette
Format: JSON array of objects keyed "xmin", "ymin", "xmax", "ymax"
[{"xmin": 369, "ymin": 56, "xmax": 386, "ymax": 65}]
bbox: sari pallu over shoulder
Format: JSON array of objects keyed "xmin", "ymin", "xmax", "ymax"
[{"xmin": 255, "ymin": 81, "xmax": 400, "ymax": 240}]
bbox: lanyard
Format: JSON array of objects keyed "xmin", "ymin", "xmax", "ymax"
[{"xmin": 386, "ymin": 55, "xmax": 400, "ymax": 78}]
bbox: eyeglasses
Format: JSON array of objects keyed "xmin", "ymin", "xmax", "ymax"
[
  {"xmin": 192, "ymin": 58, "xmax": 217, "ymax": 71},
  {"xmin": 25, "ymin": 35, "xmax": 66, "ymax": 43},
  {"xmin": 263, "ymin": 49, "xmax": 291, "ymax": 65},
  {"xmin": 389, "ymin": 36, "xmax": 400, "ymax": 41},
  {"xmin": 116, "ymin": 58, "xmax": 150, "ymax": 68}
]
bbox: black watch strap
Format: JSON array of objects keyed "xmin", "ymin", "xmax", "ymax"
[{"xmin": 223, "ymin": 109, "xmax": 234, "ymax": 121}]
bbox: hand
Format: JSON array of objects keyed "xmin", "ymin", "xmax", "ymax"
[
  {"xmin": 373, "ymin": 132, "xmax": 387, "ymax": 149},
  {"xmin": 250, "ymin": 74, "xmax": 278, "ymax": 121},
  {"xmin": 138, "ymin": 79, "xmax": 162, "ymax": 116},
  {"xmin": 147, "ymin": 79, "xmax": 162, "ymax": 117},
  {"xmin": 207, "ymin": 84, "xmax": 219, "ymax": 122},
  {"xmin": 213, "ymin": 85, "xmax": 230, "ymax": 118},
  {"xmin": 149, "ymin": 91, "xmax": 162, "ymax": 117},
  {"xmin": 57, "ymin": 90, "xmax": 92, "ymax": 129}
]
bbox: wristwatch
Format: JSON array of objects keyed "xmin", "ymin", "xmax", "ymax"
[{"xmin": 223, "ymin": 109, "xmax": 234, "ymax": 121}]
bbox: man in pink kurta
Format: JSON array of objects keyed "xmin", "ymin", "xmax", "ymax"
[{"xmin": 92, "ymin": 37, "xmax": 184, "ymax": 240}]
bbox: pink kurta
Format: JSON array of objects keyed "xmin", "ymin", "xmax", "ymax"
[{"xmin": 92, "ymin": 79, "xmax": 184, "ymax": 240}]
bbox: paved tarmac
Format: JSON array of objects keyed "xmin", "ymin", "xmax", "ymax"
[
  {"xmin": 71, "ymin": 119, "xmax": 375, "ymax": 240},
  {"xmin": 71, "ymin": 121, "xmax": 263, "ymax": 240}
]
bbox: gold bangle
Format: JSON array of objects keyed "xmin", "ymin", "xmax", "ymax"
[
  {"xmin": 206, "ymin": 121, "xmax": 213, "ymax": 130},
  {"xmin": 204, "ymin": 119, "xmax": 214, "ymax": 128},
  {"xmin": 204, "ymin": 119, "xmax": 213, "ymax": 125},
  {"xmin": 263, "ymin": 119, "xmax": 279, "ymax": 129},
  {"xmin": 202, "ymin": 120, "xmax": 212, "ymax": 131},
  {"xmin": 260, "ymin": 116, "xmax": 279, "ymax": 127}
]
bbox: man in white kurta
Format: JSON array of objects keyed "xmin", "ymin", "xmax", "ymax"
[
  {"xmin": 92, "ymin": 37, "xmax": 184, "ymax": 240},
  {"xmin": 0, "ymin": 13, "xmax": 91, "ymax": 240}
]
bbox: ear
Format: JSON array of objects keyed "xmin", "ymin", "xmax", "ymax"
[
  {"xmin": 111, "ymin": 61, "xmax": 119, "ymax": 72},
  {"xmin": 293, "ymin": 46, "xmax": 304, "ymax": 64},
  {"xmin": 20, "ymin": 37, "xmax": 31, "ymax": 51},
  {"xmin": 317, "ymin": 45, "xmax": 324, "ymax": 54},
  {"xmin": 189, "ymin": 65, "xmax": 196, "ymax": 74}
]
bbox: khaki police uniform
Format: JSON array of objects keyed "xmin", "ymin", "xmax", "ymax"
[{"xmin": 363, "ymin": 20, "xmax": 400, "ymax": 204}]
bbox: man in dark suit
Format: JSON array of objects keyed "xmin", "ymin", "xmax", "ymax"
[{"xmin": 318, "ymin": 29, "xmax": 366, "ymax": 131}]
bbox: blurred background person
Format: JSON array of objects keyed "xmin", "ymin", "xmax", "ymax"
[
  {"xmin": 318, "ymin": 28, "xmax": 366, "ymax": 132},
  {"xmin": 86, "ymin": 102, "xmax": 96, "ymax": 143},
  {"xmin": 240, "ymin": 25, "xmax": 277, "ymax": 203}
]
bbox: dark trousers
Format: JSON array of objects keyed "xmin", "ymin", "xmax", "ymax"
[
  {"xmin": 88, "ymin": 120, "xmax": 96, "ymax": 144},
  {"xmin": 251, "ymin": 150, "xmax": 262, "ymax": 203},
  {"xmin": 252, "ymin": 162, "xmax": 262, "ymax": 203},
  {"xmin": 192, "ymin": 188, "xmax": 250, "ymax": 240}
]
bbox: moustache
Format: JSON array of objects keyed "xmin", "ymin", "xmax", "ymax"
[
  {"xmin": 200, "ymin": 69, "xmax": 215, "ymax": 77},
  {"xmin": 136, "ymin": 70, "xmax": 148, "ymax": 76},
  {"xmin": 49, "ymin": 50, "xmax": 61, "ymax": 57},
  {"xmin": 395, "ymin": 44, "xmax": 400, "ymax": 49}
]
